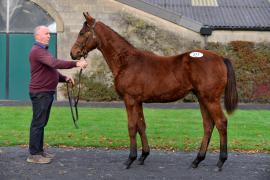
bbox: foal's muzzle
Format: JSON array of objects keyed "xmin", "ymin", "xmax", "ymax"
[{"xmin": 70, "ymin": 52, "xmax": 79, "ymax": 60}]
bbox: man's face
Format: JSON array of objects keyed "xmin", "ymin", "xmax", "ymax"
[{"xmin": 35, "ymin": 27, "xmax": 50, "ymax": 45}]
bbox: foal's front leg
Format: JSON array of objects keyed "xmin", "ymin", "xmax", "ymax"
[{"xmin": 124, "ymin": 97, "xmax": 139, "ymax": 169}]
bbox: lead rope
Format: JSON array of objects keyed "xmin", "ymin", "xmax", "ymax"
[{"xmin": 66, "ymin": 68, "xmax": 82, "ymax": 128}]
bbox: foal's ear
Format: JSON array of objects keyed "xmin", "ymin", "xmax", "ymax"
[
  {"xmin": 83, "ymin": 12, "xmax": 89, "ymax": 19},
  {"xmin": 83, "ymin": 12, "xmax": 94, "ymax": 24}
]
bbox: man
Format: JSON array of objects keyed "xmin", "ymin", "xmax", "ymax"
[{"xmin": 27, "ymin": 25, "xmax": 87, "ymax": 164}]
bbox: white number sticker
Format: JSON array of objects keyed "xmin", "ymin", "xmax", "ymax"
[{"xmin": 189, "ymin": 52, "xmax": 203, "ymax": 58}]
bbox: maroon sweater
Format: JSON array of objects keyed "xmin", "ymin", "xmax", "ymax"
[{"xmin": 29, "ymin": 43, "xmax": 77, "ymax": 93}]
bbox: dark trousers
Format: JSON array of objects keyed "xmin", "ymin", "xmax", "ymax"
[{"xmin": 29, "ymin": 91, "xmax": 55, "ymax": 155}]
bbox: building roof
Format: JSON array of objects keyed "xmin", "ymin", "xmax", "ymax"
[{"xmin": 116, "ymin": 0, "xmax": 270, "ymax": 32}]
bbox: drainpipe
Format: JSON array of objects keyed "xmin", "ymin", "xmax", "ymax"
[
  {"xmin": 5, "ymin": 0, "xmax": 10, "ymax": 99},
  {"xmin": 200, "ymin": 25, "xmax": 212, "ymax": 49}
]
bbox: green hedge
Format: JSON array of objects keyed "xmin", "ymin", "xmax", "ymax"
[{"xmin": 60, "ymin": 71, "xmax": 120, "ymax": 102}]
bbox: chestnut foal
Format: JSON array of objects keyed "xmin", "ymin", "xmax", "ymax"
[{"xmin": 70, "ymin": 12, "xmax": 238, "ymax": 171}]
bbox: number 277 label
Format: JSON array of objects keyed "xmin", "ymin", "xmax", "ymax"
[{"xmin": 189, "ymin": 52, "xmax": 203, "ymax": 58}]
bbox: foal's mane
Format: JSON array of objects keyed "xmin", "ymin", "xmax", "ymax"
[
  {"xmin": 99, "ymin": 22, "xmax": 134, "ymax": 48},
  {"xmin": 101, "ymin": 22, "xmax": 167, "ymax": 58}
]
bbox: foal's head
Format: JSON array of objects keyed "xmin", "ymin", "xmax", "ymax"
[{"xmin": 70, "ymin": 12, "xmax": 98, "ymax": 60}]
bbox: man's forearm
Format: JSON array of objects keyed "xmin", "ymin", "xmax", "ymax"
[{"xmin": 38, "ymin": 50, "xmax": 77, "ymax": 69}]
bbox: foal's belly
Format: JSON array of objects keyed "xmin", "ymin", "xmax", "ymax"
[{"xmin": 143, "ymin": 87, "xmax": 190, "ymax": 103}]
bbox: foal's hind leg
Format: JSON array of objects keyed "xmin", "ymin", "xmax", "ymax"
[
  {"xmin": 137, "ymin": 106, "xmax": 150, "ymax": 165},
  {"xmin": 192, "ymin": 101, "xmax": 214, "ymax": 168},
  {"xmin": 205, "ymin": 101, "xmax": 228, "ymax": 171}
]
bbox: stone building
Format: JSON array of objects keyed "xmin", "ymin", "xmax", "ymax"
[{"xmin": 0, "ymin": 0, "xmax": 269, "ymax": 100}]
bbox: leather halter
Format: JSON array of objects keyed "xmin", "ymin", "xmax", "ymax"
[{"xmin": 74, "ymin": 20, "xmax": 97, "ymax": 59}]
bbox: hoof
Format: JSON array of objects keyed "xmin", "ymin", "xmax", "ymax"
[
  {"xmin": 138, "ymin": 151, "xmax": 149, "ymax": 165},
  {"xmin": 191, "ymin": 154, "xmax": 205, "ymax": 169},
  {"xmin": 191, "ymin": 158, "xmax": 201, "ymax": 169},
  {"xmin": 124, "ymin": 157, "xmax": 136, "ymax": 169},
  {"xmin": 215, "ymin": 159, "xmax": 225, "ymax": 172},
  {"xmin": 191, "ymin": 162, "xmax": 198, "ymax": 169},
  {"xmin": 214, "ymin": 167, "xmax": 222, "ymax": 172}
]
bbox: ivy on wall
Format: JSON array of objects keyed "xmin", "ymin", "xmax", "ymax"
[{"xmin": 208, "ymin": 41, "xmax": 270, "ymax": 103}]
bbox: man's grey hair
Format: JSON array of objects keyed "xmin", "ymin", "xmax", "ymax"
[{"xmin": 34, "ymin": 25, "xmax": 48, "ymax": 36}]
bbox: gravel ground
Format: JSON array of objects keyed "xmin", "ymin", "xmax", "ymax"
[{"xmin": 0, "ymin": 147, "xmax": 269, "ymax": 180}]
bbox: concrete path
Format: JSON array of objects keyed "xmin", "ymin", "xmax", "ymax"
[{"xmin": 0, "ymin": 147, "xmax": 269, "ymax": 180}]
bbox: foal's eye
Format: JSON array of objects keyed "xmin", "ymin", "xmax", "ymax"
[{"xmin": 79, "ymin": 32, "xmax": 84, "ymax": 36}]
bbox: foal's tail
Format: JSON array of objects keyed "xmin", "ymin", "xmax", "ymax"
[{"xmin": 223, "ymin": 58, "xmax": 238, "ymax": 114}]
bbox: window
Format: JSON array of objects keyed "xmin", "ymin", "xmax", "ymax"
[
  {"xmin": 192, "ymin": 0, "xmax": 218, "ymax": 7},
  {"xmin": 0, "ymin": 0, "xmax": 7, "ymax": 32},
  {"xmin": 0, "ymin": 0, "xmax": 56, "ymax": 33}
]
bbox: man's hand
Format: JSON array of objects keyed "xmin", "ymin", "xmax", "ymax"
[
  {"xmin": 65, "ymin": 76, "xmax": 75, "ymax": 85},
  {"xmin": 76, "ymin": 60, "xmax": 88, "ymax": 69}
]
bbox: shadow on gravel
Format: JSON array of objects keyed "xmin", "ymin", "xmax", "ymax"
[{"xmin": 0, "ymin": 147, "xmax": 269, "ymax": 180}]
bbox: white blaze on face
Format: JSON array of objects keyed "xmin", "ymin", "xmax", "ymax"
[{"xmin": 189, "ymin": 52, "xmax": 204, "ymax": 58}]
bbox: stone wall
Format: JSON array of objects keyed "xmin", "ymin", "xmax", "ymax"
[
  {"xmin": 31, "ymin": 0, "xmax": 270, "ymax": 100},
  {"xmin": 209, "ymin": 30, "xmax": 270, "ymax": 43},
  {"xmin": 32, "ymin": 0, "xmax": 205, "ymax": 99},
  {"xmin": 43, "ymin": 0, "xmax": 204, "ymax": 59}
]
